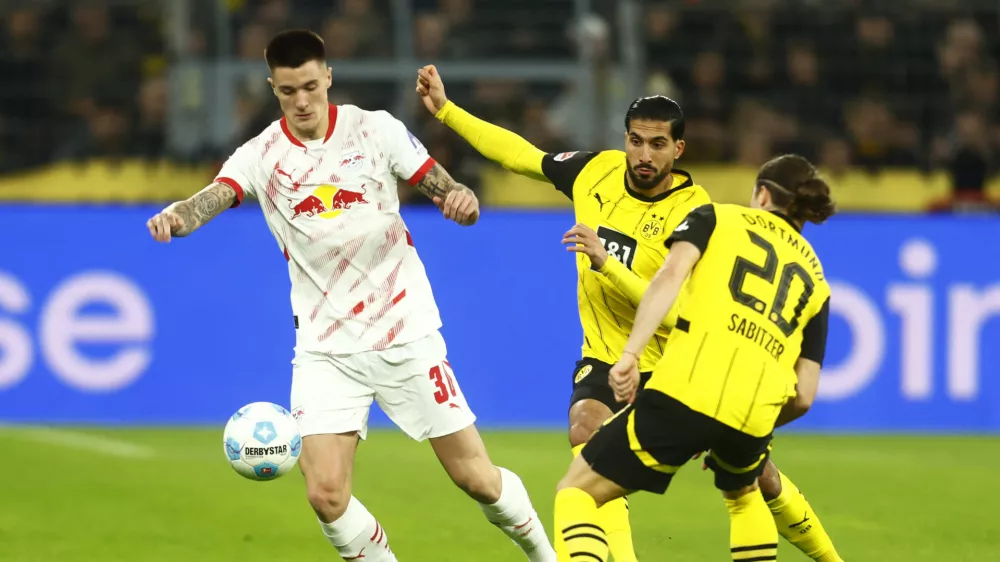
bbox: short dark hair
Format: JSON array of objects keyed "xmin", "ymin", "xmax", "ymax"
[
  {"xmin": 624, "ymin": 96, "xmax": 685, "ymax": 140},
  {"xmin": 757, "ymin": 154, "xmax": 837, "ymax": 225},
  {"xmin": 265, "ymin": 30, "xmax": 326, "ymax": 70}
]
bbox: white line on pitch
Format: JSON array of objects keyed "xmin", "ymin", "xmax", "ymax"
[{"xmin": 3, "ymin": 426, "xmax": 156, "ymax": 459}]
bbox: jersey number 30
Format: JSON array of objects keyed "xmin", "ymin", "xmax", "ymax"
[
  {"xmin": 728, "ymin": 230, "xmax": 814, "ymax": 337},
  {"xmin": 430, "ymin": 362, "xmax": 458, "ymax": 405}
]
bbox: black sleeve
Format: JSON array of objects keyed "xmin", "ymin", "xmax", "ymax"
[
  {"xmin": 799, "ymin": 298, "xmax": 830, "ymax": 365},
  {"xmin": 664, "ymin": 204, "xmax": 717, "ymax": 254},
  {"xmin": 540, "ymin": 151, "xmax": 599, "ymax": 200}
]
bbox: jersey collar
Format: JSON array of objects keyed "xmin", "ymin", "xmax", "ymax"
[
  {"xmin": 769, "ymin": 211, "xmax": 802, "ymax": 232},
  {"xmin": 280, "ymin": 103, "xmax": 338, "ymax": 148},
  {"xmin": 623, "ymin": 168, "xmax": 695, "ymax": 203}
]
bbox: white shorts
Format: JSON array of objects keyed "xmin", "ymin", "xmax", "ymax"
[{"xmin": 289, "ymin": 331, "xmax": 476, "ymax": 441}]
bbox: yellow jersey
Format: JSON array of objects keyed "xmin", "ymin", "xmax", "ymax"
[
  {"xmin": 540, "ymin": 150, "xmax": 711, "ymax": 372},
  {"xmin": 647, "ymin": 203, "xmax": 832, "ymax": 437}
]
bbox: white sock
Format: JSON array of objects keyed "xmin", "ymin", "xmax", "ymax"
[
  {"xmin": 479, "ymin": 467, "xmax": 557, "ymax": 562},
  {"xmin": 319, "ymin": 496, "xmax": 397, "ymax": 561}
]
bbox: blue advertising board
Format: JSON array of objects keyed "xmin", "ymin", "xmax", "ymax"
[{"xmin": 1, "ymin": 205, "xmax": 998, "ymax": 431}]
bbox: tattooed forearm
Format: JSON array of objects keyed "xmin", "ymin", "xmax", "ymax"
[
  {"xmin": 414, "ymin": 163, "xmax": 472, "ymax": 200},
  {"xmin": 166, "ymin": 182, "xmax": 237, "ymax": 237}
]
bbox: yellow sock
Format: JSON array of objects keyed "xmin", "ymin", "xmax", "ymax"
[
  {"xmin": 571, "ymin": 444, "xmax": 638, "ymax": 562},
  {"xmin": 600, "ymin": 497, "xmax": 638, "ymax": 562},
  {"xmin": 554, "ymin": 487, "xmax": 609, "ymax": 562},
  {"xmin": 725, "ymin": 490, "xmax": 778, "ymax": 561},
  {"xmin": 768, "ymin": 472, "xmax": 844, "ymax": 562}
]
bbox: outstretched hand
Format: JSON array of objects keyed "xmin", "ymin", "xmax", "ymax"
[{"xmin": 562, "ymin": 223, "xmax": 608, "ymax": 269}]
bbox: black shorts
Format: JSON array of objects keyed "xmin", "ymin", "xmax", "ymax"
[
  {"xmin": 570, "ymin": 358, "xmax": 652, "ymax": 413},
  {"xmin": 581, "ymin": 390, "xmax": 772, "ymax": 494}
]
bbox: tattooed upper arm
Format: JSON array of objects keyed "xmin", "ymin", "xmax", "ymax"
[
  {"xmin": 412, "ymin": 163, "xmax": 472, "ymax": 200},
  {"xmin": 168, "ymin": 182, "xmax": 237, "ymax": 236}
]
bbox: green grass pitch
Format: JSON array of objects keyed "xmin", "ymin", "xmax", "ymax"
[{"xmin": 1, "ymin": 428, "xmax": 997, "ymax": 561}]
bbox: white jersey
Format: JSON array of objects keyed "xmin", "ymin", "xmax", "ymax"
[{"xmin": 215, "ymin": 104, "xmax": 442, "ymax": 354}]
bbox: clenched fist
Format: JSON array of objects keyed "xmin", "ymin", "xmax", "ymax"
[
  {"xmin": 434, "ymin": 189, "xmax": 479, "ymax": 226},
  {"xmin": 416, "ymin": 65, "xmax": 449, "ymax": 115},
  {"xmin": 147, "ymin": 210, "xmax": 185, "ymax": 243},
  {"xmin": 609, "ymin": 352, "xmax": 641, "ymax": 404}
]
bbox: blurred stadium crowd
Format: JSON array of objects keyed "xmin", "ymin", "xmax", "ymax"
[{"xmin": 1, "ymin": 0, "xmax": 999, "ymax": 206}]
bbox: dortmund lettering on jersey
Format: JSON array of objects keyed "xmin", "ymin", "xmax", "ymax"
[
  {"xmin": 647, "ymin": 203, "xmax": 832, "ymax": 437},
  {"xmin": 539, "ymin": 150, "xmax": 711, "ymax": 371}
]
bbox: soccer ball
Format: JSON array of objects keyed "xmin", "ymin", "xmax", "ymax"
[{"xmin": 223, "ymin": 401, "xmax": 302, "ymax": 481}]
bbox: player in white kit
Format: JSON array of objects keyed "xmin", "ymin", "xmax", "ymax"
[{"xmin": 146, "ymin": 30, "xmax": 556, "ymax": 562}]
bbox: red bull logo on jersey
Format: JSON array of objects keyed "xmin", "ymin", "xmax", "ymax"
[
  {"xmin": 288, "ymin": 184, "xmax": 369, "ymax": 220},
  {"xmin": 339, "ymin": 150, "xmax": 366, "ymax": 171},
  {"xmin": 289, "ymin": 195, "xmax": 327, "ymax": 218},
  {"xmin": 330, "ymin": 187, "xmax": 368, "ymax": 209}
]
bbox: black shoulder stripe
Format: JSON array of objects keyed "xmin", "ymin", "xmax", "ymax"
[
  {"xmin": 541, "ymin": 151, "xmax": 600, "ymax": 200},
  {"xmin": 664, "ymin": 204, "xmax": 717, "ymax": 254}
]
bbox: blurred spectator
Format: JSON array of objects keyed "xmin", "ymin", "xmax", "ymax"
[
  {"xmin": 238, "ymin": 22, "xmax": 271, "ymax": 59},
  {"xmin": 929, "ymin": 108, "xmax": 999, "ymax": 212},
  {"xmin": 644, "ymin": 3, "xmax": 688, "ymax": 83},
  {"xmin": 734, "ymin": 131, "xmax": 772, "ymax": 168},
  {"xmin": 51, "ymin": 2, "xmax": 141, "ymax": 125},
  {"xmin": 133, "ymin": 76, "xmax": 168, "ymax": 159},
  {"xmin": 778, "ymin": 42, "xmax": 839, "ymax": 136},
  {"xmin": 436, "ymin": 0, "xmax": 484, "ymax": 58},
  {"xmin": 0, "ymin": 6, "xmax": 50, "ymax": 172},
  {"xmin": 257, "ymin": 0, "xmax": 293, "ymax": 31},
  {"xmin": 56, "ymin": 94, "xmax": 132, "ymax": 161},
  {"xmin": 724, "ymin": 6, "xmax": 780, "ymax": 99},
  {"xmin": 415, "ymin": 13, "xmax": 448, "ymax": 59},
  {"xmin": 962, "ymin": 60, "xmax": 998, "ymax": 122},
  {"xmin": 844, "ymin": 96, "xmax": 920, "ymax": 170},
  {"xmin": 818, "ymin": 138, "xmax": 854, "ymax": 179},
  {"xmin": 848, "ymin": 11, "xmax": 908, "ymax": 99},
  {"xmin": 680, "ymin": 51, "xmax": 730, "ymax": 162},
  {"xmin": 938, "ymin": 18, "xmax": 985, "ymax": 81},
  {"xmin": 335, "ymin": 0, "xmax": 391, "ymax": 58},
  {"xmin": 321, "ymin": 18, "xmax": 361, "ymax": 59},
  {"xmin": 0, "ymin": 0, "xmax": 996, "ymax": 207}
]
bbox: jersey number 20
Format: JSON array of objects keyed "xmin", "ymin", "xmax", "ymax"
[{"xmin": 728, "ymin": 230, "xmax": 814, "ymax": 337}]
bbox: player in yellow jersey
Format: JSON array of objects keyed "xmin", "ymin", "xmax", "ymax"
[
  {"xmin": 551, "ymin": 154, "xmax": 843, "ymax": 562},
  {"xmin": 417, "ymin": 66, "xmax": 841, "ymax": 562}
]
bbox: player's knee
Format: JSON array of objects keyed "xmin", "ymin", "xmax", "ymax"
[
  {"xmin": 568, "ymin": 421, "xmax": 601, "ymax": 448},
  {"xmin": 305, "ymin": 474, "xmax": 352, "ymax": 521},
  {"xmin": 568, "ymin": 400, "xmax": 611, "ymax": 447},
  {"xmin": 757, "ymin": 460, "xmax": 782, "ymax": 502},
  {"xmin": 449, "ymin": 462, "xmax": 502, "ymax": 504}
]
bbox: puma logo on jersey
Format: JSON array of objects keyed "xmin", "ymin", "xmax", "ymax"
[
  {"xmin": 789, "ymin": 511, "xmax": 811, "ymax": 529},
  {"xmin": 674, "ymin": 221, "xmax": 690, "ymax": 232},
  {"xmin": 274, "ymin": 165, "xmax": 301, "ymax": 190},
  {"xmin": 594, "ymin": 193, "xmax": 607, "ymax": 211}
]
